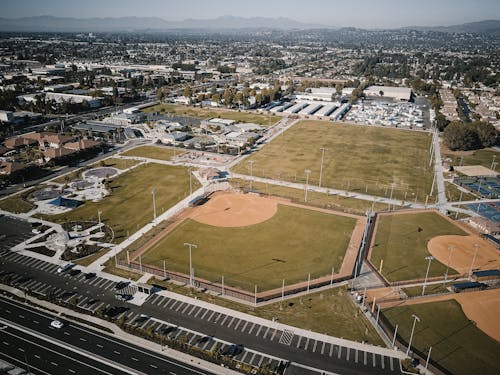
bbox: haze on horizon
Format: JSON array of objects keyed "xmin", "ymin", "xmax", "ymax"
[{"xmin": 0, "ymin": 0, "xmax": 499, "ymax": 29}]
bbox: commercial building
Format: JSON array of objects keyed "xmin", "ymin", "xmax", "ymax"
[{"xmin": 364, "ymin": 86, "xmax": 413, "ymax": 102}]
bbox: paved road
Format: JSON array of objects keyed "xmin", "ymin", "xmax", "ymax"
[
  {"xmin": 0, "ymin": 296, "xmax": 218, "ymax": 375},
  {"xmin": 0, "ymin": 247, "xmax": 402, "ymax": 375}
]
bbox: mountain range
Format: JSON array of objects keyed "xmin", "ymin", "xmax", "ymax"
[{"xmin": 0, "ymin": 15, "xmax": 498, "ymax": 34}]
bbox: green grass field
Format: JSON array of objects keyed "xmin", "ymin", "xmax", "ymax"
[
  {"xmin": 120, "ymin": 145, "xmax": 179, "ymax": 161},
  {"xmin": 144, "ymin": 103, "xmax": 280, "ymax": 126},
  {"xmin": 230, "ymin": 178, "xmax": 393, "ymax": 215},
  {"xmin": 42, "ymin": 163, "xmax": 199, "ymax": 243},
  {"xmin": 0, "ymin": 188, "xmax": 36, "ymax": 213},
  {"xmin": 370, "ymin": 212, "xmax": 467, "ymax": 282},
  {"xmin": 101, "ymin": 157, "xmax": 141, "ymax": 170},
  {"xmin": 445, "ymin": 182, "xmax": 477, "ymax": 202},
  {"xmin": 142, "ymin": 204, "xmax": 356, "ymax": 291},
  {"xmin": 232, "ymin": 121, "xmax": 434, "ymax": 201},
  {"xmin": 442, "ymin": 148, "xmax": 500, "ymax": 169},
  {"xmin": 383, "ymin": 300, "xmax": 500, "ymax": 375}
]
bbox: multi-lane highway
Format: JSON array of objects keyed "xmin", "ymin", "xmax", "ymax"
[{"xmin": 0, "ymin": 296, "xmax": 219, "ymax": 375}]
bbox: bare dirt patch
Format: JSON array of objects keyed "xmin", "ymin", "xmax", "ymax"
[
  {"xmin": 190, "ymin": 191, "xmax": 279, "ymax": 227},
  {"xmin": 455, "ymin": 165, "xmax": 497, "ymax": 177},
  {"xmin": 428, "ymin": 234, "xmax": 500, "ymax": 274}
]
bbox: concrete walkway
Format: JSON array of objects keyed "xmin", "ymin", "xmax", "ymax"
[{"xmin": 0, "ymin": 283, "xmax": 239, "ymax": 375}]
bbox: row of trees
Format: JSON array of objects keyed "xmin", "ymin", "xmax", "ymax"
[{"xmin": 443, "ymin": 121, "xmax": 497, "ymax": 151}]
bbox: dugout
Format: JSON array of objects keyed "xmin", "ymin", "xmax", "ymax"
[
  {"xmin": 452, "ymin": 281, "xmax": 487, "ymax": 293},
  {"xmin": 472, "ymin": 269, "xmax": 500, "ymax": 282}
]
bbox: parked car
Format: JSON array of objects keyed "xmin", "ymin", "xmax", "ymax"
[{"xmin": 50, "ymin": 320, "xmax": 64, "ymax": 329}]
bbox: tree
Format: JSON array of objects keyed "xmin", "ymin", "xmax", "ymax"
[
  {"xmin": 182, "ymin": 85, "xmax": 192, "ymax": 98},
  {"xmin": 443, "ymin": 122, "xmax": 480, "ymax": 151},
  {"xmin": 435, "ymin": 112, "xmax": 450, "ymax": 131},
  {"xmin": 472, "ymin": 121, "xmax": 497, "ymax": 147}
]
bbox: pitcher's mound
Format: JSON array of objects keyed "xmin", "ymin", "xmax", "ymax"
[{"xmin": 190, "ymin": 192, "xmax": 278, "ymax": 227}]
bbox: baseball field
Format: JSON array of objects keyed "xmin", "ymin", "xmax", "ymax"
[
  {"xmin": 231, "ymin": 120, "xmax": 434, "ymax": 201},
  {"xmin": 140, "ymin": 192, "xmax": 360, "ymax": 291},
  {"xmin": 382, "ymin": 297, "xmax": 500, "ymax": 375}
]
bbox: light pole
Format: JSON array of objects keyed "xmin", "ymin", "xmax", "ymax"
[
  {"xmin": 422, "ymin": 256, "xmax": 434, "ymax": 296},
  {"xmin": 469, "ymin": 243, "xmax": 480, "ymax": 278},
  {"xmin": 304, "ymin": 169, "xmax": 311, "ymax": 202},
  {"xmin": 184, "ymin": 242, "xmax": 198, "ymax": 287},
  {"xmin": 444, "ymin": 246, "xmax": 455, "ymax": 281},
  {"xmin": 491, "ymin": 155, "xmax": 496, "ymax": 170},
  {"xmin": 406, "ymin": 314, "xmax": 421, "ymax": 356},
  {"xmin": 152, "ymin": 188, "xmax": 157, "ymax": 221},
  {"xmin": 319, "ymin": 147, "xmax": 328, "ymax": 188},
  {"xmin": 188, "ymin": 167, "xmax": 193, "ymax": 196},
  {"xmin": 248, "ymin": 160, "xmax": 255, "ymax": 191},
  {"xmin": 97, "ymin": 210, "xmax": 102, "ymax": 234}
]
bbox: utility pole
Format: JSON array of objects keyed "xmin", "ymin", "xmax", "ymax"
[
  {"xmin": 151, "ymin": 188, "xmax": 157, "ymax": 222},
  {"xmin": 407, "ymin": 314, "xmax": 421, "ymax": 356},
  {"xmin": 304, "ymin": 169, "xmax": 311, "ymax": 202},
  {"xmin": 469, "ymin": 243, "xmax": 480, "ymax": 278},
  {"xmin": 248, "ymin": 160, "xmax": 255, "ymax": 190},
  {"xmin": 188, "ymin": 167, "xmax": 193, "ymax": 196},
  {"xmin": 319, "ymin": 147, "xmax": 328, "ymax": 188},
  {"xmin": 184, "ymin": 242, "xmax": 198, "ymax": 287},
  {"xmin": 444, "ymin": 246, "xmax": 455, "ymax": 281},
  {"xmin": 422, "ymin": 256, "xmax": 434, "ymax": 296}
]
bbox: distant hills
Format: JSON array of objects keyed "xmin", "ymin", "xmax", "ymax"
[{"xmin": 0, "ymin": 15, "xmax": 498, "ymax": 35}]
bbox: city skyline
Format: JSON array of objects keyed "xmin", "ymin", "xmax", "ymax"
[{"xmin": 0, "ymin": 0, "xmax": 499, "ymax": 29}]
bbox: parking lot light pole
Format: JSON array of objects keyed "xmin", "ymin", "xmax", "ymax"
[
  {"xmin": 406, "ymin": 314, "xmax": 421, "ymax": 356},
  {"xmin": 184, "ymin": 242, "xmax": 198, "ymax": 287},
  {"xmin": 422, "ymin": 256, "xmax": 434, "ymax": 296},
  {"xmin": 304, "ymin": 169, "xmax": 311, "ymax": 202},
  {"xmin": 425, "ymin": 346, "xmax": 432, "ymax": 373},
  {"xmin": 319, "ymin": 147, "xmax": 328, "ymax": 188}
]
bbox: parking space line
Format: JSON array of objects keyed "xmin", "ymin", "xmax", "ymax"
[
  {"xmin": 355, "ymin": 349, "xmax": 358, "ymax": 363},
  {"xmin": 206, "ymin": 311, "xmax": 215, "ymax": 321},
  {"xmin": 233, "ymin": 319, "xmax": 241, "ymax": 330},
  {"xmin": 304, "ymin": 337, "xmax": 310, "ymax": 350},
  {"xmin": 219, "ymin": 315, "xmax": 228, "ymax": 325},
  {"xmin": 337, "ymin": 346, "xmax": 342, "ymax": 359},
  {"xmin": 240, "ymin": 351, "xmax": 249, "ymax": 363},
  {"xmin": 312, "ymin": 340, "xmax": 317, "ymax": 353},
  {"xmin": 181, "ymin": 303, "xmax": 191, "ymax": 314},
  {"xmin": 381, "ymin": 355, "xmax": 385, "ymax": 369},
  {"xmin": 262, "ymin": 327, "xmax": 270, "ymax": 339},
  {"xmin": 248, "ymin": 323, "xmax": 256, "ymax": 334},
  {"xmin": 149, "ymin": 295, "xmax": 160, "ymax": 304},
  {"xmin": 240, "ymin": 321, "xmax": 248, "ymax": 332},
  {"xmin": 321, "ymin": 341, "xmax": 325, "ymax": 355},
  {"xmin": 188, "ymin": 334, "xmax": 198, "ymax": 345},
  {"xmin": 329, "ymin": 344, "xmax": 333, "ymax": 357},
  {"xmin": 257, "ymin": 355, "xmax": 264, "ymax": 367},
  {"xmin": 346, "ymin": 347, "xmax": 350, "ymax": 361},
  {"xmin": 270, "ymin": 329, "xmax": 277, "ymax": 341},
  {"xmin": 390, "ymin": 356, "xmax": 394, "ymax": 371},
  {"xmin": 363, "ymin": 351, "xmax": 367, "ymax": 365},
  {"xmin": 199, "ymin": 309, "xmax": 209, "ymax": 320},
  {"xmin": 194, "ymin": 308, "xmax": 204, "ymax": 318},
  {"xmin": 160, "ymin": 298, "xmax": 170, "ymax": 308},
  {"xmin": 187, "ymin": 305, "xmax": 197, "ymax": 315},
  {"xmin": 214, "ymin": 313, "xmax": 222, "ymax": 323},
  {"xmin": 248, "ymin": 353, "xmax": 256, "ymax": 365},
  {"xmin": 372, "ymin": 353, "xmax": 376, "ymax": 367},
  {"xmin": 169, "ymin": 300, "xmax": 179, "ymax": 310},
  {"xmin": 103, "ymin": 282, "xmax": 115, "ymax": 291},
  {"xmin": 175, "ymin": 302, "xmax": 185, "ymax": 312},
  {"xmin": 296, "ymin": 336, "xmax": 302, "ymax": 348},
  {"xmin": 226, "ymin": 317, "xmax": 235, "ymax": 328},
  {"xmin": 255, "ymin": 325, "xmax": 263, "ymax": 336}
]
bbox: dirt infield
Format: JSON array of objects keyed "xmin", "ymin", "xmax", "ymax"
[
  {"xmin": 455, "ymin": 165, "xmax": 497, "ymax": 177},
  {"xmin": 379, "ymin": 288, "xmax": 500, "ymax": 342},
  {"xmin": 428, "ymin": 234, "xmax": 500, "ymax": 274},
  {"xmin": 190, "ymin": 191, "xmax": 279, "ymax": 227}
]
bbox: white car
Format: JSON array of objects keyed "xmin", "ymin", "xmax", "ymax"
[
  {"xmin": 56, "ymin": 264, "xmax": 73, "ymax": 273},
  {"xmin": 50, "ymin": 320, "xmax": 64, "ymax": 329}
]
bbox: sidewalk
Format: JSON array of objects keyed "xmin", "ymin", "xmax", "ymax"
[{"xmin": 0, "ymin": 283, "xmax": 240, "ymax": 375}]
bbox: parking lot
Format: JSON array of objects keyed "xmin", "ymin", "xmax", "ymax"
[{"xmin": 0, "ymin": 215, "xmax": 34, "ymax": 252}]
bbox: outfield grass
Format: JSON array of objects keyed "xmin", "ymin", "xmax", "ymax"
[
  {"xmin": 144, "ymin": 103, "xmax": 280, "ymax": 126},
  {"xmin": 402, "ymin": 282, "xmax": 453, "ymax": 297},
  {"xmin": 383, "ymin": 300, "xmax": 500, "ymax": 375},
  {"xmin": 230, "ymin": 178, "xmax": 393, "ymax": 215},
  {"xmin": 42, "ymin": 164, "xmax": 199, "ymax": 243},
  {"xmin": 232, "ymin": 121, "xmax": 433, "ymax": 201},
  {"xmin": 142, "ymin": 204, "xmax": 356, "ymax": 291},
  {"xmin": 370, "ymin": 212, "xmax": 467, "ymax": 282},
  {"xmin": 445, "ymin": 182, "xmax": 477, "ymax": 202},
  {"xmin": 442, "ymin": 148, "xmax": 500, "ymax": 169},
  {"xmin": 120, "ymin": 145, "xmax": 179, "ymax": 161},
  {"xmin": 148, "ymin": 279, "xmax": 384, "ymax": 346}
]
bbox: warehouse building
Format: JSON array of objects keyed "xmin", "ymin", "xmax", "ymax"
[{"xmin": 364, "ymin": 86, "xmax": 413, "ymax": 102}]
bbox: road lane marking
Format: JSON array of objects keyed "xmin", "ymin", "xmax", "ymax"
[{"xmin": 132, "ymin": 357, "xmax": 138, "ymax": 361}]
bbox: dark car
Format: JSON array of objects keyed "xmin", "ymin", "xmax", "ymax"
[
  {"xmin": 114, "ymin": 281, "xmax": 129, "ymax": 290},
  {"xmin": 68, "ymin": 269, "xmax": 81, "ymax": 276},
  {"xmin": 103, "ymin": 306, "xmax": 128, "ymax": 319},
  {"xmin": 222, "ymin": 344, "xmax": 244, "ymax": 357},
  {"xmin": 84, "ymin": 272, "xmax": 96, "ymax": 280}
]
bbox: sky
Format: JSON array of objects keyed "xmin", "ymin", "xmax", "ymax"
[{"xmin": 0, "ymin": 0, "xmax": 499, "ymax": 28}]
